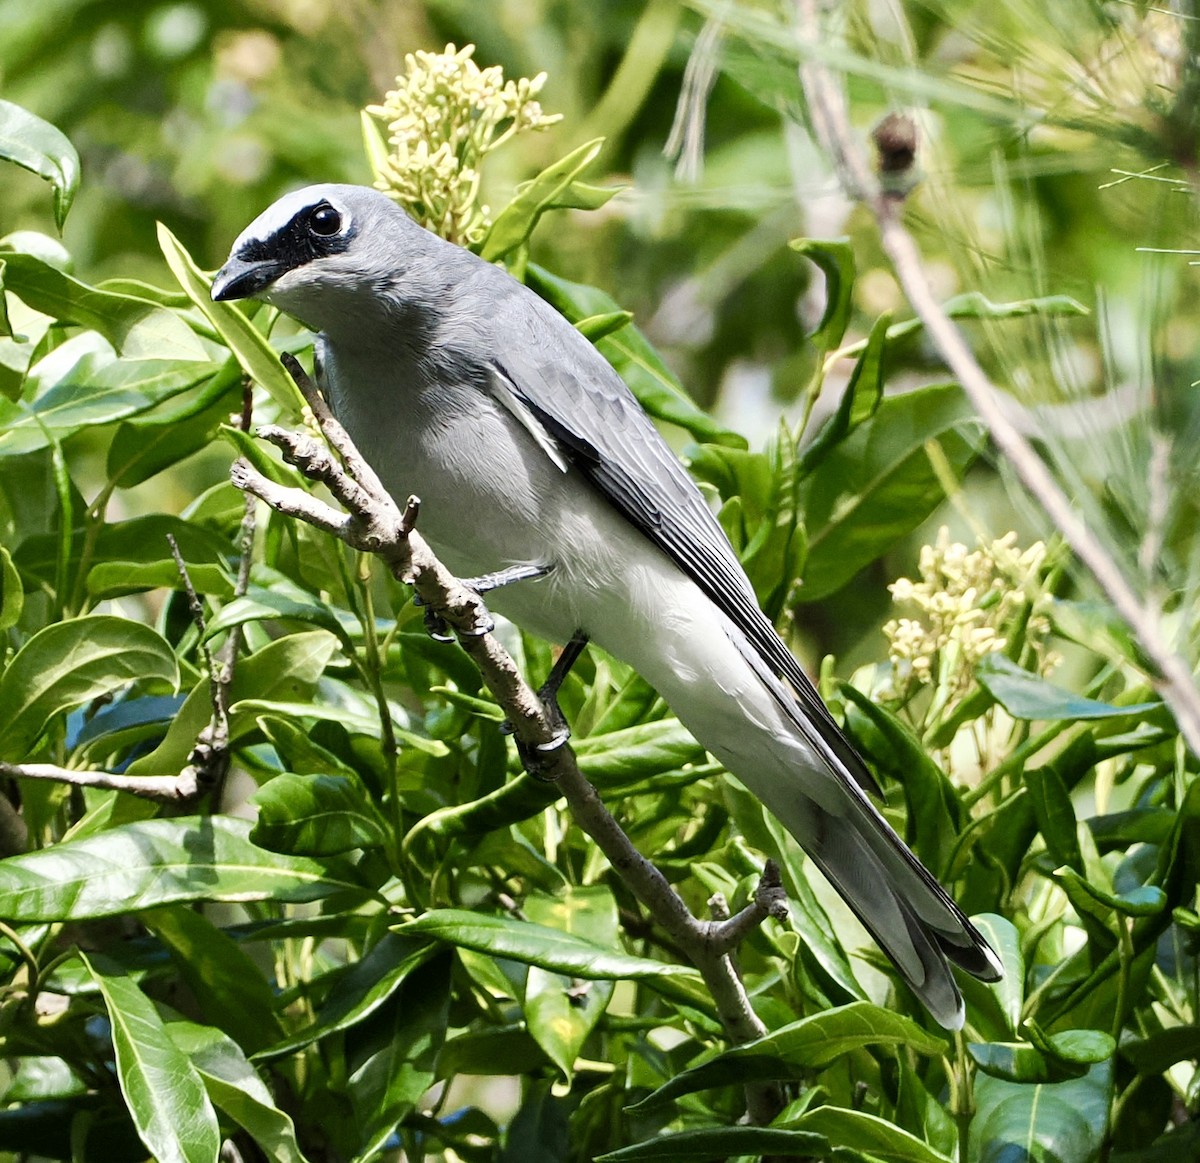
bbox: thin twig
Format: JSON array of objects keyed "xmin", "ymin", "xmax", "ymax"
[
  {"xmin": 234, "ymin": 355, "xmax": 787, "ymax": 1124},
  {"xmin": 0, "ymin": 761, "xmax": 200, "ymax": 802},
  {"xmin": 793, "ymin": 0, "xmax": 1200, "ymax": 756}
]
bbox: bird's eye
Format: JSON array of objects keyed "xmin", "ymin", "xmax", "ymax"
[{"xmin": 308, "ymin": 204, "xmax": 342, "ymax": 236}]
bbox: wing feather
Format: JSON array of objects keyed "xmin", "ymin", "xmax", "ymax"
[{"xmin": 486, "ymin": 291, "xmax": 882, "ymax": 798}]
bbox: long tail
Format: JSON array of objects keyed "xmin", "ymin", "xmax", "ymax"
[{"xmin": 719, "ymin": 631, "xmax": 1002, "ymax": 1030}]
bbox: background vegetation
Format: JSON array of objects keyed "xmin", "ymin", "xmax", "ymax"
[{"xmin": 0, "ymin": 1, "xmax": 1198, "ymax": 1161}]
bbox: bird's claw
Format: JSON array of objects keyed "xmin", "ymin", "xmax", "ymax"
[
  {"xmin": 422, "ymin": 606, "xmax": 454, "ymax": 643},
  {"xmin": 516, "ymin": 726, "xmax": 571, "ymax": 782}
]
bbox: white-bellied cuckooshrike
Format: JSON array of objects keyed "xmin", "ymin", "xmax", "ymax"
[{"xmin": 213, "ymin": 184, "xmax": 1002, "ymax": 1028}]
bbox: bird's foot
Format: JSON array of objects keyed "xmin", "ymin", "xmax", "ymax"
[{"xmin": 514, "ymin": 725, "xmax": 571, "ymax": 782}]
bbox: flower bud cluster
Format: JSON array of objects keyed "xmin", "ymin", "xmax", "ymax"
[{"xmin": 367, "ymin": 43, "xmax": 561, "ymax": 246}]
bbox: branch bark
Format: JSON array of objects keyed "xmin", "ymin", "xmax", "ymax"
[
  {"xmin": 232, "ymin": 353, "xmax": 786, "ymax": 1124},
  {"xmin": 793, "ymin": 0, "xmax": 1200, "ymax": 757}
]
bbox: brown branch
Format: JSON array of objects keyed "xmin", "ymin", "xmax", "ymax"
[
  {"xmin": 793, "ymin": 0, "xmax": 1200, "ymax": 757},
  {"xmin": 235, "ymin": 353, "xmax": 787, "ymax": 1124}
]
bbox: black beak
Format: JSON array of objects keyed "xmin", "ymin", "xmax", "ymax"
[{"xmin": 211, "ymin": 256, "xmax": 283, "ymax": 302}]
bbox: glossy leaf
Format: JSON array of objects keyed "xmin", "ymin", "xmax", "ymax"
[
  {"xmin": 790, "ymin": 237, "xmax": 855, "ymax": 351},
  {"xmin": 797, "ymin": 309, "xmax": 891, "ymax": 470},
  {"xmin": 0, "ymin": 543, "xmax": 23, "ymax": 631},
  {"xmin": 158, "ymin": 223, "xmax": 303, "ymax": 413},
  {"xmin": 970, "ymin": 1062, "xmax": 1112, "ymax": 1163},
  {"xmin": 0, "ymin": 355, "xmax": 215, "ymax": 457},
  {"xmin": 522, "ymin": 887, "xmax": 618, "ymax": 1079},
  {"xmin": 0, "ymin": 815, "xmax": 361, "ymax": 921},
  {"xmin": 81, "ymin": 952, "xmax": 221, "ymax": 1163},
  {"xmin": 203, "ymin": 588, "xmax": 354, "ymax": 650},
  {"xmin": 797, "ymin": 384, "xmax": 985, "ymax": 601},
  {"xmin": 1, "ymin": 253, "xmax": 206, "ymax": 361},
  {"xmin": 596, "ymin": 1126, "xmax": 829, "ymax": 1161},
  {"xmin": 0, "ymin": 615, "xmax": 178, "ymax": 761},
  {"xmin": 632, "ymin": 1002, "xmax": 946, "ymax": 1111},
  {"xmin": 124, "ymin": 630, "xmax": 339, "ymax": 778},
  {"xmin": 400, "ymin": 909, "xmax": 698, "ymax": 979},
  {"xmin": 0, "ymin": 99, "xmax": 80, "ymax": 228},
  {"xmin": 976, "ymin": 653, "xmax": 1160, "ymax": 720},
  {"xmin": 482, "ymin": 138, "xmax": 605, "ymax": 261},
  {"xmin": 1025, "ymin": 765, "xmax": 1082, "ymax": 873},
  {"xmin": 348, "ymin": 952, "xmax": 452, "ymax": 1162},
  {"xmin": 143, "ymin": 906, "xmax": 284, "ymax": 1054},
  {"xmin": 168, "ymin": 1022, "xmax": 307, "ymax": 1163},
  {"xmin": 1121, "ymin": 1025, "xmax": 1200, "ymax": 1074},
  {"xmin": 258, "ymin": 933, "xmax": 436, "ymax": 1060},
  {"xmin": 251, "ymin": 771, "xmax": 390, "ymax": 856},
  {"xmin": 792, "ymin": 1106, "xmax": 953, "ymax": 1163}
]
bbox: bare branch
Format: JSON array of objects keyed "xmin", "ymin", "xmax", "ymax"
[
  {"xmin": 232, "ymin": 357, "xmax": 787, "ymax": 1123},
  {"xmin": 793, "ymin": 0, "xmax": 1200, "ymax": 756},
  {"xmin": 0, "ymin": 761, "xmax": 200, "ymax": 802}
]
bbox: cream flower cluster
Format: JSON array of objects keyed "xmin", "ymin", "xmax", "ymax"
[
  {"xmin": 367, "ymin": 43, "xmax": 562, "ymax": 246},
  {"xmin": 883, "ymin": 527, "xmax": 1055, "ymax": 695}
]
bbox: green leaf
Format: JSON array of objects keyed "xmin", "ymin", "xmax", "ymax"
[
  {"xmin": 841, "ymin": 685, "xmax": 959, "ymax": 872},
  {"xmin": 976, "ymin": 653, "xmax": 1160, "ymax": 720},
  {"xmin": 0, "ymin": 815, "xmax": 362, "ymax": 921},
  {"xmin": 481, "ymin": 139, "xmax": 604, "ymax": 262},
  {"xmin": 1025, "ymin": 765, "xmax": 1082, "ymax": 872},
  {"xmin": 143, "ymin": 906, "xmax": 284, "ymax": 1054},
  {"xmin": 258, "ymin": 933, "xmax": 436, "ymax": 1061},
  {"xmin": 970, "ymin": 1041, "xmax": 1064, "ymax": 1084},
  {"xmin": 970, "ymin": 1027, "xmax": 1112, "ymax": 1084},
  {"xmin": 522, "ymin": 887, "xmax": 618, "ymax": 1080},
  {"xmin": 575, "ymin": 309, "xmax": 634, "ymax": 341},
  {"xmin": 399, "ymin": 909, "xmax": 698, "ymax": 979},
  {"xmin": 970, "ymin": 1062, "xmax": 1112, "ymax": 1163},
  {"xmin": 632, "ymin": 1002, "xmax": 946, "ymax": 1112},
  {"xmin": 797, "ymin": 310, "xmax": 891, "ymax": 472},
  {"xmin": 204, "ymin": 589, "xmax": 354, "ymax": 650},
  {"xmin": 1054, "ymin": 865, "xmax": 1167, "ymax": 920},
  {"xmin": 0, "ymin": 354, "xmax": 216, "ymax": 457},
  {"xmin": 86, "ymin": 559, "xmax": 234, "ymax": 601},
  {"xmin": 0, "ymin": 615, "xmax": 179, "ymax": 761},
  {"xmin": 251, "ymin": 772, "xmax": 389, "ymax": 856},
  {"xmin": 790, "ymin": 237, "xmax": 855, "ymax": 351},
  {"xmin": 0, "ymin": 544, "xmax": 23, "ymax": 632},
  {"xmin": 124, "ymin": 630, "xmax": 339, "ymax": 778},
  {"xmin": 1121, "ymin": 1025, "xmax": 1200, "ymax": 1074},
  {"xmin": 0, "ymin": 253, "xmax": 207, "ymax": 361},
  {"xmin": 596, "ymin": 1126, "xmax": 829, "ymax": 1161},
  {"xmin": 957, "ymin": 913, "xmax": 1024, "ymax": 1037},
  {"xmin": 793, "ymin": 1107, "xmax": 952, "ymax": 1163},
  {"xmin": 797, "ymin": 384, "xmax": 985, "ymax": 601},
  {"xmin": 157, "ymin": 223, "xmax": 303, "ymax": 413},
  {"xmin": 167, "ymin": 1021, "xmax": 307, "ymax": 1163},
  {"xmin": 0, "ymin": 99, "xmax": 80, "ymax": 229},
  {"xmin": 348, "ymin": 952, "xmax": 452, "ymax": 1162},
  {"xmin": 527, "ymin": 263, "xmax": 745, "ymax": 447},
  {"xmin": 14, "ymin": 513, "xmax": 232, "ymax": 587},
  {"xmin": 81, "ymin": 951, "xmax": 221, "ymax": 1163},
  {"xmin": 574, "ymin": 718, "xmax": 708, "ymax": 789},
  {"xmin": 106, "ymin": 389, "xmax": 233, "ymax": 488}
]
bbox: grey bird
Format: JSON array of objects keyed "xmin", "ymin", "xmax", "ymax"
[{"xmin": 212, "ymin": 183, "xmax": 1002, "ymax": 1028}]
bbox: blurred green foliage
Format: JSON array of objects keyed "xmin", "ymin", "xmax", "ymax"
[{"xmin": 0, "ymin": 2, "xmax": 1198, "ymax": 1162}]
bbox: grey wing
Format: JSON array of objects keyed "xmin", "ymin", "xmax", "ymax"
[{"xmin": 487, "ymin": 290, "xmax": 883, "ymax": 798}]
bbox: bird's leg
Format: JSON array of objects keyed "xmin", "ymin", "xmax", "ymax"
[
  {"xmin": 511, "ymin": 631, "xmax": 590, "ymax": 780},
  {"xmin": 416, "ymin": 563, "xmax": 552, "ymax": 640},
  {"xmin": 460, "ymin": 563, "xmax": 553, "ymax": 595}
]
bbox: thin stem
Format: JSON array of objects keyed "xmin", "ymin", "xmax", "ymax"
[{"xmin": 792, "ymin": 0, "xmax": 1200, "ymax": 758}]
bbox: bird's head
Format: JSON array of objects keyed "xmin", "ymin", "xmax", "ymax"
[{"xmin": 211, "ymin": 184, "xmax": 420, "ymax": 332}]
